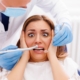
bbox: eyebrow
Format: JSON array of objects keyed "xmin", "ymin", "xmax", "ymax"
[
  {"xmin": 27, "ymin": 29, "xmax": 49, "ymax": 32},
  {"xmin": 27, "ymin": 29, "xmax": 35, "ymax": 31}
]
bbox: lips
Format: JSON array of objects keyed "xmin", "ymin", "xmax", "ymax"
[{"xmin": 33, "ymin": 47, "xmax": 45, "ymax": 54}]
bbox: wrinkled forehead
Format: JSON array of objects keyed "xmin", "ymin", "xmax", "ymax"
[{"xmin": 25, "ymin": 20, "xmax": 52, "ymax": 32}]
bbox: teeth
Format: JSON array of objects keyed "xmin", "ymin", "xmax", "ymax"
[
  {"xmin": 33, "ymin": 48, "xmax": 44, "ymax": 50},
  {"xmin": 36, "ymin": 48, "xmax": 43, "ymax": 49}
]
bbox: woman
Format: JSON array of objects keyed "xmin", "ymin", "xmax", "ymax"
[
  {"xmin": 0, "ymin": 0, "xmax": 73, "ymax": 71},
  {"xmin": 0, "ymin": 15, "xmax": 79, "ymax": 80}
]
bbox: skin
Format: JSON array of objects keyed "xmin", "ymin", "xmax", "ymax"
[
  {"xmin": 7, "ymin": 18, "xmax": 69, "ymax": 80},
  {"xmin": 0, "ymin": 0, "xmax": 30, "ymax": 10},
  {"xmin": 24, "ymin": 20, "xmax": 53, "ymax": 62}
]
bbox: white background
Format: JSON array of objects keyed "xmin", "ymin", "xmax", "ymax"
[
  {"xmin": 62, "ymin": 0, "xmax": 80, "ymax": 16},
  {"xmin": 62, "ymin": 0, "xmax": 80, "ymax": 67}
]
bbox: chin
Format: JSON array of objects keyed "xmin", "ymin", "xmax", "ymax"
[
  {"xmin": 30, "ymin": 51, "xmax": 48, "ymax": 62},
  {"xmin": 29, "ymin": 57, "xmax": 48, "ymax": 62}
]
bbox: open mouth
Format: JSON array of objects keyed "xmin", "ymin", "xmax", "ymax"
[
  {"xmin": 33, "ymin": 48, "xmax": 44, "ymax": 50},
  {"xmin": 33, "ymin": 48, "xmax": 45, "ymax": 53}
]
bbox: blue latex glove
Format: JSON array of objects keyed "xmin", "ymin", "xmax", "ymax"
[
  {"xmin": 0, "ymin": 45, "xmax": 23, "ymax": 70},
  {"xmin": 53, "ymin": 23, "xmax": 73, "ymax": 46}
]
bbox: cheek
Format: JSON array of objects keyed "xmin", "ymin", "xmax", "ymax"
[
  {"xmin": 25, "ymin": 37, "xmax": 35, "ymax": 47},
  {"xmin": 44, "ymin": 37, "xmax": 52, "ymax": 49}
]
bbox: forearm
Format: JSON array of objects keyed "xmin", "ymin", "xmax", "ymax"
[
  {"xmin": 48, "ymin": 54, "xmax": 69, "ymax": 80},
  {"xmin": 7, "ymin": 51, "xmax": 29, "ymax": 80}
]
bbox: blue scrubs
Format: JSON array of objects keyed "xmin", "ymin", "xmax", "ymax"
[{"xmin": 0, "ymin": 13, "xmax": 9, "ymax": 31}]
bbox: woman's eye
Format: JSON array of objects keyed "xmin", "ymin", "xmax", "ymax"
[
  {"xmin": 28, "ymin": 33, "xmax": 34, "ymax": 37},
  {"xmin": 43, "ymin": 33, "xmax": 49, "ymax": 37}
]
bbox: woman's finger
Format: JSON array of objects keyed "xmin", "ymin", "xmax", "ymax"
[{"xmin": 20, "ymin": 31, "xmax": 27, "ymax": 48}]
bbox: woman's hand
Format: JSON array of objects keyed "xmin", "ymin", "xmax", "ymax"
[
  {"xmin": 7, "ymin": 31, "xmax": 30, "ymax": 80},
  {"xmin": 20, "ymin": 31, "xmax": 27, "ymax": 48},
  {"xmin": 20, "ymin": 31, "xmax": 30, "ymax": 61},
  {"xmin": 47, "ymin": 30, "xmax": 57, "ymax": 59},
  {"xmin": 47, "ymin": 30, "xmax": 69, "ymax": 80}
]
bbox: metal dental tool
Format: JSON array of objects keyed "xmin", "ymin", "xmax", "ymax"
[{"xmin": 0, "ymin": 45, "xmax": 38, "ymax": 54}]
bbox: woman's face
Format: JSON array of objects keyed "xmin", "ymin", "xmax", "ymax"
[{"xmin": 24, "ymin": 20, "xmax": 53, "ymax": 62}]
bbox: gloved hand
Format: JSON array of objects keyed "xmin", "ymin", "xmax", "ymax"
[
  {"xmin": 0, "ymin": 45, "xmax": 23, "ymax": 70},
  {"xmin": 53, "ymin": 23, "xmax": 73, "ymax": 46}
]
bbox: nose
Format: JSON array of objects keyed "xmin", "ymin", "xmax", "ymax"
[
  {"xmin": 35, "ymin": 34, "xmax": 42, "ymax": 44},
  {"xmin": 0, "ymin": 2, "xmax": 6, "ymax": 11}
]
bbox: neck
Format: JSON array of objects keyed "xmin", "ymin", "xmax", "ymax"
[{"xmin": 29, "ymin": 58, "xmax": 48, "ymax": 62}]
